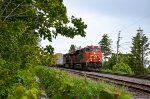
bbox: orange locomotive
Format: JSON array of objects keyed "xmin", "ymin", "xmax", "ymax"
[{"xmin": 63, "ymin": 45, "xmax": 102, "ymax": 70}]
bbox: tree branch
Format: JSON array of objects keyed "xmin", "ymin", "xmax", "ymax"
[
  {"xmin": 0, "ymin": 0, "xmax": 12, "ymax": 16},
  {"xmin": 3, "ymin": 0, "xmax": 25, "ymax": 22}
]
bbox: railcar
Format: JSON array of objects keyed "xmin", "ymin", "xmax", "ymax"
[{"xmin": 63, "ymin": 46, "xmax": 102, "ymax": 70}]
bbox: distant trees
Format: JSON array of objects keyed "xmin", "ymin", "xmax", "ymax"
[
  {"xmin": 101, "ymin": 28, "xmax": 150, "ymax": 74},
  {"xmin": 131, "ymin": 27, "xmax": 150, "ymax": 74},
  {"xmin": 98, "ymin": 34, "xmax": 112, "ymax": 61},
  {"xmin": 68, "ymin": 45, "xmax": 83, "ymax": 53},
  {"xmin": 69, "ymin": 44, "xmax": 77, "ymax": 53}
]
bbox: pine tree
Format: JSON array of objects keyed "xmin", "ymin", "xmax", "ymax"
[
  {"xmin": 69, "ymin": 44, "xmax": 77, "ymax": 53},
  {"xmin": 98, "ymin": 34, "xmax": 112, "ymax": 61},
  {"xmin": 77, "ymin": 46, "xmax": 82, "ymax": 50},
  {"xmin": 131, "ymin": 27, "xmax": 150, "ymax": 74}
]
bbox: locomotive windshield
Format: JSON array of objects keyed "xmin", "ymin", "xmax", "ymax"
[
  {"xmin": 85, "ymin": 47, "xmax": 101, "ymax": 52},
  {"xmin": 86, "ymin": 48, "xmax": 92, "ymax": 52},
  {"xmin": 93, "ymin": 47, "xmax": 101, "ymax": 52}
]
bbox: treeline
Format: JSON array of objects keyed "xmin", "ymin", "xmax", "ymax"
[{"xmin": 99, "ymin": 28, "xmax": 150, "ymax": 74}]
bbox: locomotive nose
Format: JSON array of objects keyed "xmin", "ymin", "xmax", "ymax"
[{"xmin": 90, "ymin": 52, "xmax": 102, "ymax": 62}]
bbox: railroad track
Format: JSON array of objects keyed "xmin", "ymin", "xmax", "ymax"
[{"xmin": 58, "ymin": 68, "xmax": 150, "ymax": 93}]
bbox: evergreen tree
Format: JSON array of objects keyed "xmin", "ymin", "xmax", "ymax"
[
  {"xmin": 77, "ymin": 46, "xmax": 82, "ymax": 50},
  {"xmin": 98, "ymin": 34, "xmax": 112, "ymax": 61},
  {"xmin": 131, "ymin": 27, "xmax": 150, "ymax": 74},
  {"xmin": 69, "ymin": 44, "xmax": 77, "ymax": 53}
]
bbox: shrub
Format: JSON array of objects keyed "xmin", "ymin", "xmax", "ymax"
[
  {"xmin": 113, "ymin": 62, "xmax": 133, "ymax": 74},
  {"xmin": 8, "ymin": 84, "xmax": 38, "ymax": 99},
  {"xmin": 102, "ymin": 54, "xmax": 116, "ymax": 69},
  {"xmin": 7, "ymin": 68, "xmax": 39, "ymax": 99}
]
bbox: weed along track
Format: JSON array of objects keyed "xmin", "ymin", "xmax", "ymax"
[
  {"xmin": 58, "ymin": 67, "xmax": 150, "ymax": 99},
  {"xmin": 36, "ymin": 66, "xmax": 133, "ymax": 99}
]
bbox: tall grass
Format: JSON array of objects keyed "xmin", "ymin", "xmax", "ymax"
[{"xmin": 34, "ymin": 66, "xmax": 132, "ymax": 99}]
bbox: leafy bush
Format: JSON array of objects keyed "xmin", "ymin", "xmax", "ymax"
[
  {"xmin": 34, "ymin": 66, "xmax": 132, "ymax": 99},
  {"xmin": 0, "ymin": 57, "xmax": 21, "ymax": 98},
  {"xmin": 102, "ymin": 54, "xmax": 116, "ymax": 69},
  {"xmin": 0, "ymin": 58, "xmax": 39, "ymax": 99},
  {"xmin": 113, "ymin": 63, "xmax": 133, "ymax": 74},
  {"xmin": 7, "ymin": 68, "xmax": 39, "ymax": 99},
  {"xmin": 8, "ymin": 84, "xmax": 38, "ymax": 99}
]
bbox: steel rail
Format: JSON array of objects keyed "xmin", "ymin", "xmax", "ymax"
[{"xmin": 59, "ymin": 68, "xmax": 150, "ymax": 92}]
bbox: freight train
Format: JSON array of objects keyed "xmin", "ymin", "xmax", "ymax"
[{"xmin": 56, "ymin": 45, "xmax": 102, "ymax": 70}]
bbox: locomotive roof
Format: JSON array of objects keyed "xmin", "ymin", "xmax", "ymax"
[
  {"xmin": 84, "ymin": 45, "xmax": 99, "ymax": 48},
  {"xmin": 64, "ymin": 45, "xmax": 100, "ymax": 55}
]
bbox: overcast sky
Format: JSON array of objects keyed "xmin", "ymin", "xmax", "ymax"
[{"xmin": 41, "ymin": 0, "xmax": 150, "ymax": 54}]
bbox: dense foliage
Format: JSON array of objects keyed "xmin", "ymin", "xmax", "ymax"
[
  {"xmin": 0, "ymin": 0, "xmax": 87, "ymax": 98},
  {"xmin": 0, "ymin": 0, "xmax": 87, "ymax": 53},
  {"xmin": 113, "ymin": 63, "xmax": 133, "ymax": 74},
  {"xmin": 0, "ymin": 20, "xmax": 39, "ymax": 98},
  {"xmin": 7, "ymin": 69, "xmax": 39, "ymax": 99},
  {"xmin": 102, "ymin": 53, "xmax": 133, "ymax": 74}
]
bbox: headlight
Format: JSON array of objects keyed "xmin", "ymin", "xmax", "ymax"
[{"xmin": 94, "ymin": 52, "xmax": 95, "ymax": 54}]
